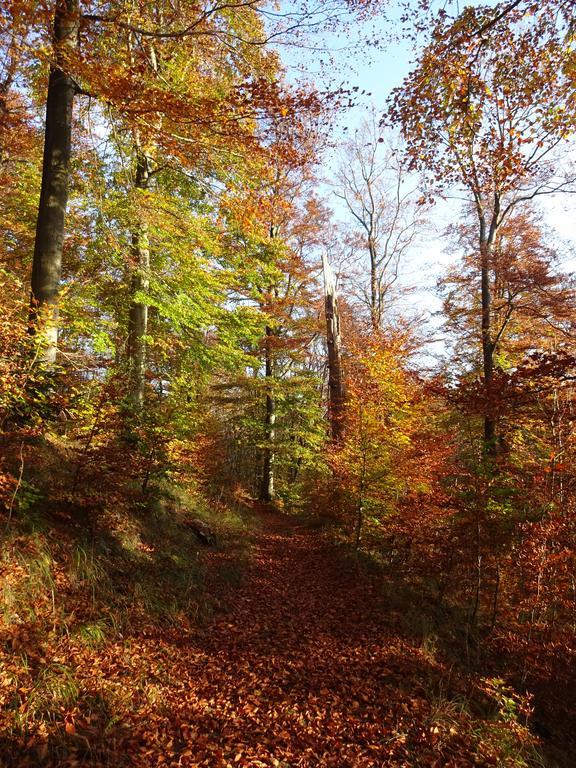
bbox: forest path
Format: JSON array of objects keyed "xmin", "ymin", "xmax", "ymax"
[{"xmin": 126, "ymin": 509, "xmax": 456, "ymax": 767}]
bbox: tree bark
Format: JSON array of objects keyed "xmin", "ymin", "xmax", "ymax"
[
  {"xmin": 322, "ymin": 252, "xmax": 345, "ymax": 442},
  {"xmin": 29, "ymin": 0, "xmax": 79, "ymax": 363},
  {"xmin": 368, "ymin": 235, "xmax": 379, "ymax": 330},
  {"xmin": 0, "ymin": 36, "xmax": 19, "ymax": 168},
  {"xmin": 481, "ymin": 240, "xmax": 496, "ymax": 452},
  {"xmin": 127, "ymin": 148, "xmax": 151, "ymax": 412},
  {"xmin": 260, "ymin": 325, "xmax": 276, "ymax": 502},
  {"xmin": 479, "ymin": 205, "xmax": 500, "ymax": 456}
]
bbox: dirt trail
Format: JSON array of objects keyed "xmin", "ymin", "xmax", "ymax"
[{"xmin": 125, "ymin": 512, "xmax": 457, "ymax": 767}]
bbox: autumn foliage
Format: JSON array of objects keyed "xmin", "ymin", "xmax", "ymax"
[{"xmin": 1, "ymin": 0, "xmax": 575, "ymax": 765}]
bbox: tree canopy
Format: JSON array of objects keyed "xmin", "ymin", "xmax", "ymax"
[{"xmin": 1, "ymin": 1, "xmax": 575, "ymax": 765}]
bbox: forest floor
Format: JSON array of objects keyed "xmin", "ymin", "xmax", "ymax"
[{"xmin": 0, "ymin": 498, "xmax": 565, "ymax": 767}]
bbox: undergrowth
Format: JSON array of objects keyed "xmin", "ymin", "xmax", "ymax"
[
  {"xmin": 0, "ymin": 435, "xmax": 571, "ymax": 768},
  {"xmin": 329, "ymin": 528, "xmax": 571, "ymax": 768},
  {"xmin": 0, "ymin": 435, "xmax": 256, "ymax": 766}
]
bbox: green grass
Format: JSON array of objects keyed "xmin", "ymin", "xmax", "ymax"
[
  {"xmin": 74, "ymin": 618, "xmax": 110, "ymax": 647},
  {"xmin": 27, "ymin": 663, "xmax": 79, "ymax": 723}
]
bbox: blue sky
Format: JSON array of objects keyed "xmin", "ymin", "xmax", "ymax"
[
  {"xmin": 275, "ymin": 4, "xmax": 466, "ymax": 354},
  {"xmin": 274, "ymin": 2, "xmax": 576, "ymax": 362}
]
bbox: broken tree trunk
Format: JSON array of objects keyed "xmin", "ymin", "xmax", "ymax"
[{"xmin": 322, "ymin": 251, "xmax": 345, "ymax": 442}]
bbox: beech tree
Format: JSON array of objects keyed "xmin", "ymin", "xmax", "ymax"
[
  {"xmin": 390, "ymin": 5, "xmax": 576, "ymax": 452},
  {"xmin": 335, "ymin": 117, "xmax": 420, "ymax": 330},
  {"xmin": 330, "ymin": 326, "xmax": 425, "ymax": 547},
  {"xmin": 222, "ymin": 155, "xmax": 326, "ymax": 503},
  {"xmin": 29, "ymin": 0, "xmax": 80, "ymax": 363},
  {"xmin": 23, "ymin": 0, "xmax": 349, "ymax": 369},
  {"xmin": 442, "ymin": 211, "xmax": 575, "ymax": 370},
  {"xmin": 94, "ymin": 2, "xmax": 283, "ymax": 417},
  {"xmin": 85, "ymin": 0, "xmax": 295, "ymax": 422}
]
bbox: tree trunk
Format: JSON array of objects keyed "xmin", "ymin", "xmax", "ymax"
[
  {"xmin": 355, "ymin": 449, "xmax": 366, "ymax": 550},
  {"xmin": 322, "ymin": 252, "xmax": 345, "ymax": 442},
  {"xmin": 29, "ymin": 0, "xmax": 79, "ymax": 363},
  {"xmin": 0, "ymin": 36, "xmax": 19, "ymax": 168},
  {"xmin": 127, "ymin": 148, "xmax": 151, "ymax": 412},
  {"xmin": 480, "ymin": 237, "xmax": 496, "ymax": 454},
  {"xmin": 368, "ymin": 236, "xmax": 379, "ymax": 329},
  {"xmin": 260, "ymin": 325, "xmax": 276, "ymax": 502}
]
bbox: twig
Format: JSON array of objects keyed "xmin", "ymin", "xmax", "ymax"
[{"xmin": 5, "ymin": 439, "xmax": 25, "ymax": 529}]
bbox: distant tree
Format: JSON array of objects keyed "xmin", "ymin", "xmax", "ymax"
[
  {"xmin": 330, "ymin": 327, "xmax": 424, "ymax": 548},
  {"xmin": 335, "ymin": 116, "xmax": 420, "ymax": 330}
]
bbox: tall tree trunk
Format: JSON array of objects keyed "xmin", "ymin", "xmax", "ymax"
[
  {"xmin": 368, "ymin": 236, "xmax": 379, "ymax": 330},
  {"xmin": 127, "ymin": 148, "xmax": 151, "ymax": 412},
  {"xmin": 479, "ymin": 203, "xmax": 500, "ymax": 456},
  {"xmin": 322, "ymin": 252, "xmax": 345, "ymax": 442},
  {"xmin": 260, "ymin": 325, "xmax": 276, "ymax": 502},
  {"xmin": 355, "ymin": 446, "xmax": 367, "ymax": 550},
  {"xmin": 29, "ymin": 0, "xmax": 79, "ymax": 363},
  {"xmin": 125, "ymin": 32, "xmax": 158, "ymax": 415},
  {"xmin": 0, "ymin": 36, "xmax": 19, "ymax": 168},
  {"xmin": 481, "ymin": 241, "xmax": 496, "ymax": 453}
]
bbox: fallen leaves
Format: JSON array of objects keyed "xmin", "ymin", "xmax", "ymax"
[{"xmin": 0, "ymin": 514, "xmax": 552, "ymax": 766}]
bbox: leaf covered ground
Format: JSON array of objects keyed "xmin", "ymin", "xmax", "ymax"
[{"xmin": 0, "ymin": 504, "xmax": 560, "ymax": 767}]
